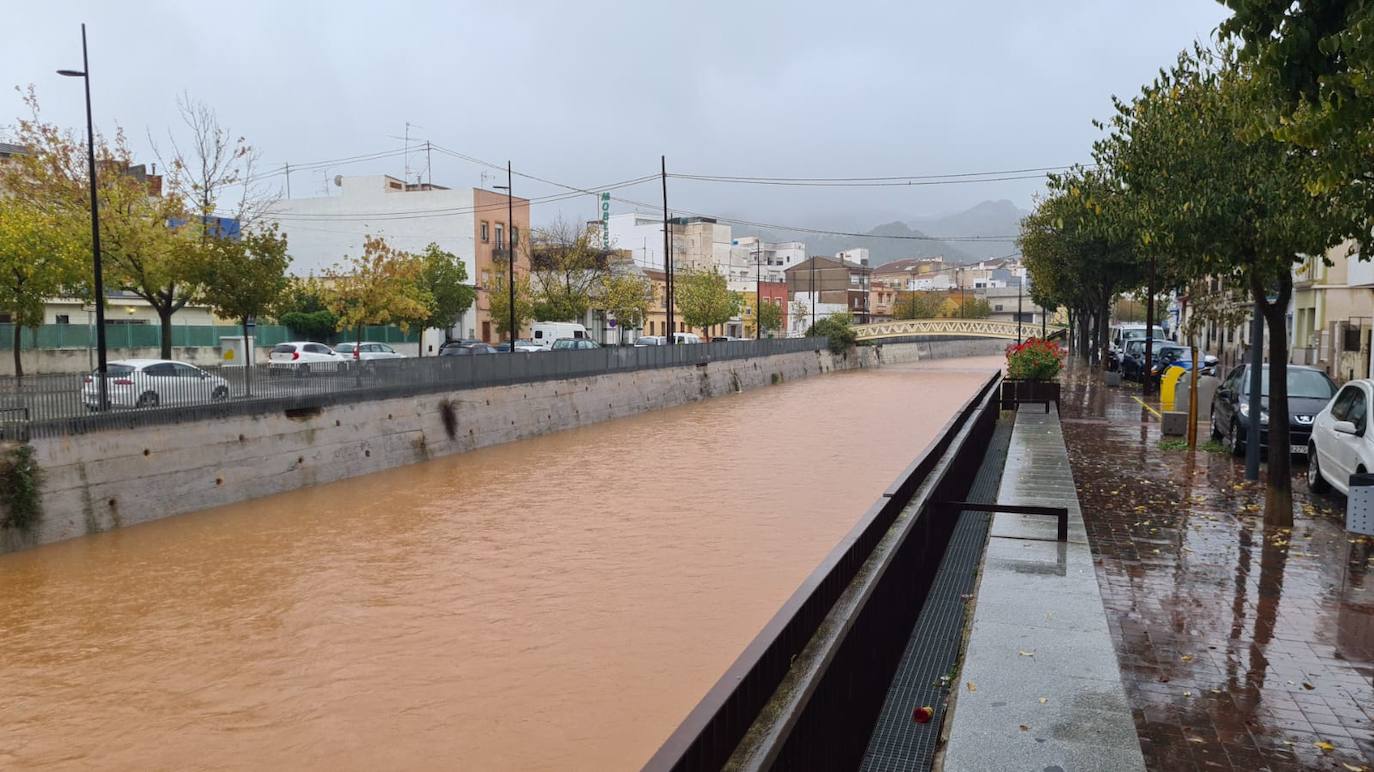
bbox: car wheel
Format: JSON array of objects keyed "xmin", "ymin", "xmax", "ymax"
[
  {"xmin": 1307, "ymin": 443, "xmax": 1330, "ymax": 493},
  {"xmin": 136, "ymin": 391, "xmax": 159, "ymax": 408},
  {"xmin": 211, "ymin": 386, "xmax": 229, "ymax": 401},
  {"xmin": 1227, "ymin": 419, "xmax": 1245, "ymax": 457}
]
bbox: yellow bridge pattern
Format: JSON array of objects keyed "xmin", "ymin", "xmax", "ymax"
[{"xmin": 853, "ymin": 318, "xmax": 1068, "ymax": 342}]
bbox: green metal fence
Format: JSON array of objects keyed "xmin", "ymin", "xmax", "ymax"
[{"xmin": 0, "ymin": 323, "xmax": 420, "ymax": 350}]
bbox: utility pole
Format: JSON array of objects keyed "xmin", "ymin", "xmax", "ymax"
[
  {"xmin": 284, "ymin": 162, "xmax": 291, "ymax": 198},
  {"xmin": 1017, "ymin": 271, "xmax": 1024, "ymax": 344},
  {"xmin": 493, "ymin": 162, "xmax": 518, "ymax": 350},
  {"xmin": 755, "ymin": 242, "xmax": 761, "ymax": 340},
  {"xmin": 661, "ymin": 156, "xmax": 674, "ymax": 342},
  {"xmin": 810, "ymin": 257, "xmax": 816, "ymax": 331},
  {"xmin": 425, "ymin": 141, "xmax": 433, "ymax": 188},
  {"xmin": 500, "ymin": 160, "xmax": 511, "ymax": 350}
]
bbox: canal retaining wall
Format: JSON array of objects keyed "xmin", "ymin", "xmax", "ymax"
[{"xmin": 3, "ymin": 338, "xmax": 1006, "ymax": 551}]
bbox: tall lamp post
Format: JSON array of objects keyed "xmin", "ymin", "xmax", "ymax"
[
  {"xmin": 494, "ymin": 162, "xmax": 516, "ymax": 352},
  {"xmin": 58, "ymin": 24, "xmax": 107, "ymax": 408}
]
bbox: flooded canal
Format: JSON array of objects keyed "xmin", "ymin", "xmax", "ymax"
[{"xmin": 0, "ymin": 357, "xmax": 1000, "ymax": 770}]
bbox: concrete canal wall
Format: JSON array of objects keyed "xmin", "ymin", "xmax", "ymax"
[{"xmin": 3, "ymin": 338, "xmax": 1006, "ymax": 552}]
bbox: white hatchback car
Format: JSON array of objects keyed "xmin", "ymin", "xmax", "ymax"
[
  {"xmin": 269, "ymin": 341, "xmax": 348, "ymax": 375},
  {"xmin": 1307, "ymin": 378, "xmax": 1373, "ymax": 495},
  {"xmin": 334, "ymin": 341, "xmax": 406, "ymax": 361},
  {"xmin": 82, "ymin": 359, "xmax": 230, "ymax": 409}
]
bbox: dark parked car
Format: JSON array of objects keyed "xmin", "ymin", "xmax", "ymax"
[
  {"xmin": 1120, "ymin": 338, "xmax": 1173, "ymax": 381},
  {"xmin": 1210, "ymin": 364, "xmax": 1337, "ymax": 456},
  {"xmin": 439, "ymin": 341, "xmax": 499, "ymax": 356}
]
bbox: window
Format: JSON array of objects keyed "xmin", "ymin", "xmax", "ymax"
[
  {"xmin": 143, "ymin": 363, "xmax": 176, "ymax": 377},
  {"xmin": 172, "ymin": 363, "xmax": 203, "ymax": 378},
  {"xmin": 649, "ymin": 321, "xmax": 655, "ymax": 335},
  {"xmin": 305, "ymin": 344, "xmax": 332, "ymax": 354},
  {"xmin": 511, "ymin": 226, "xmax": 519, "ymax": 246},
  {"xmin": 272, "ymin": 344, "xmax": 296, "ymax": 355},
  {"xmin": 994, "ymin": 304, "xmax": 1004, "ymax": 312},
  {"xmin": 482, "ymin": 270, "xmax": 492, "ymax": 286},
  {"xmin": 55, "ymin": 314, "xmax": 70, "ymax": 324},
  {"xmin": 1350, "ymin": 389, "xmax": 1368, "ymax": 432},
  {"xmin": 480, "ymin": 221, "xmax": 489, "ymax": 242},
  {"xmin": 495, "ymin": 223, "xmax": 505, "ymax": 246},
  {"xmin": 1331, "ymin": 385, "xmax": 1359, "ymax": 421}
]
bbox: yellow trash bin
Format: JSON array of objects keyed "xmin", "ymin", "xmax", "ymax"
[{"xmin": 1160, "ymin": 364, "xmax": 1186, "ymax": 411}]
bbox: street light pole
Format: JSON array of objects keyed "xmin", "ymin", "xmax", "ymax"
[
  {"xmin": 506, "ymin": 161, "xmax": 515, "ymax": 352},
  {"xmin": 59, "ymin": 23, "xmax": 107, "ymax": 409},
  {"xmin": 494, "ymin": 162, "xmax": 516, "ymax": 352}
]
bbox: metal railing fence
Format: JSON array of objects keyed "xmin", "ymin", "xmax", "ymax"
[{"xmin": 0, "ymin": 336, "xmax": 827, "ymax": 440}]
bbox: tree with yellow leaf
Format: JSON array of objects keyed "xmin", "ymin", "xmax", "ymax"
[{"xmin": 324, "ymin": 235, "xmax": 430, "ymax": 354}]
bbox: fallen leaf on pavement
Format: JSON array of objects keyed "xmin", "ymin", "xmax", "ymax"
[
  {"xmin": 1187, "ymin": 737, "xmax": 1206, "ymax": 744},
  {"xmin": 1038, "ymin": 697, "xmax": 1047, "ymax": 704},
  {"xmin": 1180, "ymin": 655, "xmax": 1193, "ymax": 662},
  {"xmin": 966, "ymin": 681, "xmax": 976, "ymax": 692},
  {"xmin": 1019, "ymin": 724, "xmax": 1029, "ymax": 732},
  {"xmin": 1314, "ymin": 740, "xmax": 1336, "ymax": 752},
  {"xmin": 1302, "ymin": 682, "xmax": 1314, "ymax": 690},
  {"xmin": 1018, "ymin": 650, "xmax": 1035, "ymax": 657}
]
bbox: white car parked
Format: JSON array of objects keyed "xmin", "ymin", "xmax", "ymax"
[
  {"xmin": 269, "ymin": 341, "xmax": 348, "ymax": 375},
  {"xmin": 1308, "ymin": 378, "xmax": 1373, "ymax": 495},
  {"xmin": 334, "ymin": 341, "xmax": 406, "ymax": 361},
  {"xmin": 82, "ymin": 359, "xmax": 230, "ymax": 409}
]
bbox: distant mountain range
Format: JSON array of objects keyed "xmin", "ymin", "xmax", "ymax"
[{"xmin": 742, "ymin": 200, "xmax": 1028, "ymax": 266}]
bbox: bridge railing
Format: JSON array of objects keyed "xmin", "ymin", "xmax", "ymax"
[
  {"xmin": 646, "ymin": 369, "xmax": 1003, "ymax": 771},
  {"xmin": 854, "ymin": 318, "xmax": 1067, "ymax": 341}
]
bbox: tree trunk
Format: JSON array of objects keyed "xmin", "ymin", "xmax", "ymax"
[
  {"xmin": 1098, "ymin": 296, "xmax": 1111, "ymax": 370},
  {"xmin": 158, "ymin": 305, "xmax": 175, "ymax": 360},
  {"xmin": 1256, "ymin": 270, "xmax": 1294, "ymax": 527},
  {"xmin": 12, "ymin": 324, "xmax": 23, "ymax": 379},
  {"xmin": 242, "ymin": 317, "xmax": 252, "ymax": 398}
]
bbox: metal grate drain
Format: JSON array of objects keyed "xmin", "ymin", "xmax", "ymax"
[{"xmin": 858, "ymin": 417, "xmax": 1013, "ymax": 772}]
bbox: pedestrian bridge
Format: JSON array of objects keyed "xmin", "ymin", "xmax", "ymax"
[{"xmin": 854, "ymin": 318, "xmax": 1067, "ymax": 342}]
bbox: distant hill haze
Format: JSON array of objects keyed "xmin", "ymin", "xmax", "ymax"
[{"xmin": 740, "ymin": 200, "xmax": 1027, "ymax": 266}]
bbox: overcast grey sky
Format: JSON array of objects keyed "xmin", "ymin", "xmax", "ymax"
[{"xmin": 3, "ymin": 0, "xmax": 1230, "ymax": 234}]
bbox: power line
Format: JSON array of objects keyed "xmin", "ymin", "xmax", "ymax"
[{"xmin": 670, "ymin": 165, "xmax": 1084, "ymax": 182}]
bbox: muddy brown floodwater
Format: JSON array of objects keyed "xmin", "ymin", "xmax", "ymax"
[{"xmin": 0, "ymin": 357, "xmax": 1000, "ymax": 771}]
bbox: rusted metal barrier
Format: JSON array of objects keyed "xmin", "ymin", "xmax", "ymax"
[{"xmin": 645, "ymin": 371, "xmax": 1002, "ymax": 771}]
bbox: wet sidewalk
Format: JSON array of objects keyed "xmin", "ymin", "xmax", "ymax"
[{"xmin": 1060, "ymin": 364, "xmax": 1374, "ymax": 771}]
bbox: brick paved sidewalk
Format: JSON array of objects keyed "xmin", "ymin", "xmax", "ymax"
[{"xmin": 1059, "ymin": 365, "xmax": 1374, "ymax": 771}]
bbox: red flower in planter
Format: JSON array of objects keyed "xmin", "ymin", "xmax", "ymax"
[{"xmin": 1005, "ymin": 337, "xmax": 1064, "ymax": 382}]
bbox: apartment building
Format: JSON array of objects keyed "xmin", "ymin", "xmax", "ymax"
[
  {"xmin": 264, "ymin": 175, "xmax": 530, "ymax": 343},
  {"xmin": 785, "ymin": 254, "xmax": 874, "ymax": 328}
]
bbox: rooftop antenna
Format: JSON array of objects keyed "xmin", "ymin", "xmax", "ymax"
[{"xmin": 385, "ymin": 121, "xmax": 424, "ymax": 184}]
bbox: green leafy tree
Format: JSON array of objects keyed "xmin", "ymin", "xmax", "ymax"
[
  {"xmin": 599, "ymin": 272, "xmax": 652, "ymax": 344},
  {"xmin": 892, "ymin": 290, "xmax": 946, "ymax": 320},
  {"xmin": 0, "ymin": 194, "xmax": 83, "ymax": 377},
  {"xmin": 325, "ymin": 235, "xmax": 431, "ymax": 348},
  {"xmin": 675, "ymin": 267, "xmax": 741, "ymax": 332},
  {"xmin": 1221, "ymin": 1, "xmax": 1374, "ymax": 233},
  {"xmin": 756, "ymin": 298, "xmax": 782, "ymax": 336},
  {"xmin": 274, "ymin": 277, "xmax": 338, "ymax": 340},
  {"xmin": 194, "ymin": 224, "xmax": 290, "ymax": 392},
  {"xmin": 488, "ymin": 269, "xmax": 535, "ymax": 339},
  {"xmin": 531, "ymin": 219, "xmax": 606, "ymax": 322},
  {"xmin": 805, "ymin": 312, "xmax": 857, "ymax": 354},
  {"xmin": 1098, "ymin": 45, "xmax": 1358, "ymax": 525},
  {"xmin": 416, "ymin": 244, "xmax": 475, "ymax": 353}
]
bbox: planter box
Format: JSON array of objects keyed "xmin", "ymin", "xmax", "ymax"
[{"xmin": 1001, "ymin": 379, "xmax": 1062, "ymax": 411}]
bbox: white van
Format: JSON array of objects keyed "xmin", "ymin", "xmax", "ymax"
[
  {"xmin": 673, "ymin": 332, "xmax": 702, "ymax": 345},
  {"xmin": 531, "ymin": 321, "xmax": 589, "ymax": 350}
]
